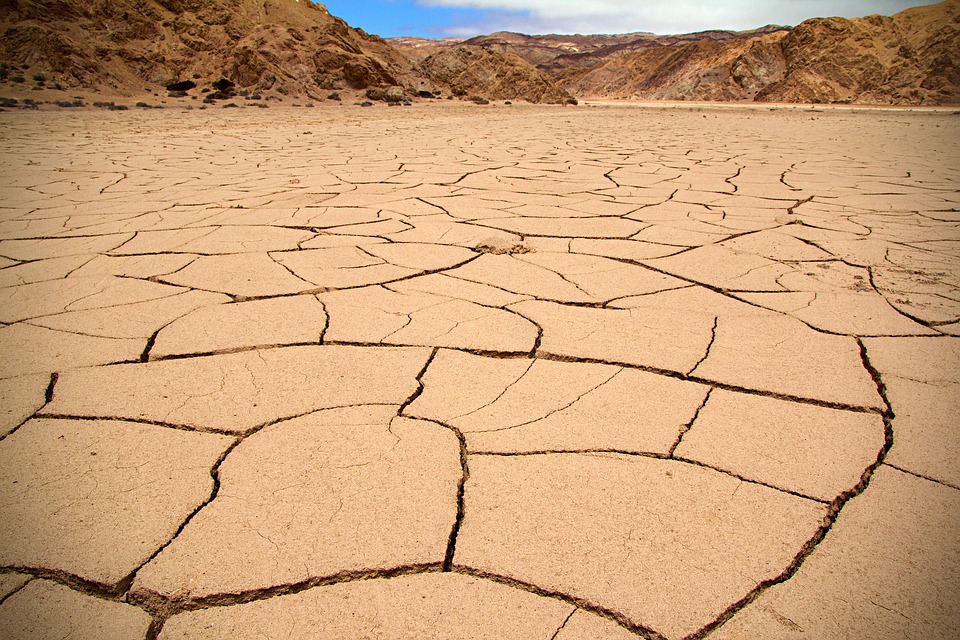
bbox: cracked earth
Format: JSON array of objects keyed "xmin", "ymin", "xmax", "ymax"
[{"xmin": 0, "ymin": 103, "xmax": 958, "ymax": 639}]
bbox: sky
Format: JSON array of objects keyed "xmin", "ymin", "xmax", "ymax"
[{"xmin": 318, "ymin": 0, "xmax": 936, "ymax": 38}]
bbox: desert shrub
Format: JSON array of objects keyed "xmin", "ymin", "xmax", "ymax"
[
  {"xmin": 54, "ymin": 99, "xmax": 83, "ymax": 107},
  {"xmin": 11, "ymin": 76, "xmax": 25, "ymax": 83},
  {"xmin": 108, "ymin": 104, "xmax": 128, "ymax": 110},
  {"xmin": 222, "ymin": 102, "xmax": 238, "ymax": 108},
  {"xmin": 468, "ymin": 95, "xmax": 489, "ymax": 105},
  {"xmin": 52, "ymin": 82, "xmax": 65, "ymax": 90},
  {"xmin": 92, "ymin": 101, "xmax": 115, "ymax": 107},
  {"xmin": 32, "ymin": 74, "xmax": 45, "ymax": 82},
  {"xmin": 0, "ymin": 97, "xmax": 19, "ymax": 107},
  {"xmin": 168, "ymin": 90, "xmax": 188, "ymax": 98},
  {"xmin": 416, "ymin": 90, "xmax": 433, "ymax": 99},
  {"xmin": 566, "ymin": 97, "xmax": 578, "ymax": 105},
  {"xmin": 305, "ymin": 102, "xmax": 314, "ymax": 107},
  {"xmin": 0, "ymin": 66, "xmax": 8, "ymax": 82},
  {"xmin": 504, "ymin": 101, "xmax": 512, "ymax": 105},
  {"xmin": 327, "ymin": 92, "xmax": 341, "ymax": 101}
]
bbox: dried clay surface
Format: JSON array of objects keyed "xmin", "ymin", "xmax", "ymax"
[{"xmin": 0, "ymin": 103, "xmax": 957, "ymax": 640}]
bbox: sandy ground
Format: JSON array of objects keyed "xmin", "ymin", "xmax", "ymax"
[{"xmin": 0, "ymin": 103, "xmax": 958, "ymax": 639}]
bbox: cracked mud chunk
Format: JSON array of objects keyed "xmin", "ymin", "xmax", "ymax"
[
  {"xmin": 675, "ymin": 390, "xmax": 886, "ymax": 501},
  {"xmin": 407, "ymin": 349, "xmax": 708, "ymax": 454},
  {"xmin": 476, "ymin": 216, "xmax": 645, "ymax": 239},
  {"xmin": 134, "ymin": 407, "xmax": 461, "ymax": 598},
  {"xmin": 158, "ymin": 572, "xmax": 577, "ymax": 639},
  {"xmin": 455, "ymin": 453, "xmax": 825, "ymax": 639},
  {"xmin": 29, "ymin": 290, "xmax": 229, "ymax": 339},
  {"xmin": 711, "ymin": 467, "xmax": 960, "ymax": 640},
  {"xmin": 0, "ymin": 419, "xmax": 230, "ymax": 585},
  {"xmin": 45, "ymin": 345, "xmax": 431, "ymax": 433},
  {"xmin": 690, "ymin": 311, "xmax": 883, "ymax": 408},
  {"xmin": 644, "ymin": 243, "xmax": 792, "ymax": 292},
  {"xmin": 512, "ymin": 299, "xmax": 716, "ymax": 374},
  {"xmin": 274, "ymin": 242, "xmax": 475, "ymax": 289},
  {"xmin": 446, "ymin": 252, "xmax": 686, "ymax": 304},
  {"xmin": 862, "ymin": 336, "xmax": 960, "ymax": 487},
  {"xmin": 150, "ymin": 295, "xmax": 327, "ymax": 357},
  {"xmin": 0, "ymin": 579, "xmax": 151, "ymax": 640},
  {"xmin": 160, "ymin": 253, "xmax": 314, "ymax": 297},
  {"xmin": 0, "ymin": 374, "xmax": 49, "ymax": 436},
  {"xmin": 319, "ymin": 285, "xmax": 537, "ymax": 352},
  {"xmin": 0, "ymin": 275, "xmax": 189, "ymax": 324},
  {"xmin": 0, "ymin": 323, "xmax": 143, "ymax": 378},
  {"xmin": 110, "ymin": 225, "xmax": 312, "ymax": 255}
]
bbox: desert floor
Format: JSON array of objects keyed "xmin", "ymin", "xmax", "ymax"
[{"xmin": 0, "ymin": 103, "xmax": 958, "ymax": 639}]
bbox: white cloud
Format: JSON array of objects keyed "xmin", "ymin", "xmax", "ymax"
[{"xmin": 422, "ymin": 0, "xmax": 935, "ymax": 35}]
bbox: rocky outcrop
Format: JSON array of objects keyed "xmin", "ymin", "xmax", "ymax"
[
  {"xmin": 756, "ymin": 0, "xmax": 960, "ymax": 104},
  {"xmin": 418, "ymin": 46, "xmax": 574, "ymax": 103},
  {"xmin": 554, "ymin": 0, "xmax": 959, "ymax": 104},
  {"xmin": 556, "ymin": 33, "xmax": 788, "ymax": 101},
  {"xmin": 0, "ymin": 0, "xmax": 415, "ymax": 97}
]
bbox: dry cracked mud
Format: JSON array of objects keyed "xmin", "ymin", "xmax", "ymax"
[{"xmin": 0, "ymin": 102, "xmax": 958, "ymax": 639}]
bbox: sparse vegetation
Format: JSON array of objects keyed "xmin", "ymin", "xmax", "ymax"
[
  {"xmin": 468, "ymin": 95, "xmax": 490, "ymax": 105},
  {"xmin": 32, "ymin": 73, "xmax": 46, "ymax": 83},
  {"xmin": 54, "ymin": 99, "xmax": 84, "ymax": 107},
  {"xmin": 327, "ymin": 92, "xmax": 341, "ymax": 101}
]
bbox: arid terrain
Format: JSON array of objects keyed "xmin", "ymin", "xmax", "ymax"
[
  {"xmin": 0, "ymin": 102, "xmax": 957, "ymax": 639},
  {"xmin": 1, "ymin": 0, "xmax": 958, "ymax": 105}
]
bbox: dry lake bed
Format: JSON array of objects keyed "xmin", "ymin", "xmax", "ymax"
[{"xmin": 0, "ymin": 102, "xmax": 958, "ymax": 639}]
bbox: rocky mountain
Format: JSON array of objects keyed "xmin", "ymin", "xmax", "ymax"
[
  {"xmin": 755, "ymin": 0, "xmax": 960, "ymax": 104},
  {"xmin": 0, "ymin": 0, "xmax": 420, "ymax": 99},
  {"xmin": 417, "ymin": 46, "xmax": 573, "ymax": 104},
  {"xmin": 390, "ymin": 0, "xmax": 960, "ymax": 105},
  {"xmin": 559, "ymin": 0, "xmax": 960, "ymax": 104},
  {"xmin": 0, "ymin": 0, "xmax": 569, "ymax": 103},
  {"xmin": 1, "ymin": 0, "xmax": 956, "ymax": 105}
]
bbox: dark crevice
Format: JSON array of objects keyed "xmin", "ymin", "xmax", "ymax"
[
  {"xmin": 686, "ymin": 316, "xmax": 718, "ymax": 376},
  {"xmin": 549, "ymin": 609, "xmax": 578, "ymax": 640},
  {"xmin": 882, "ymin": 463, "xmax": 960, "ymax": 491},
  {"xmin": 44, "ymin": 372, "xmax": 58, "ymax": 403},
  {"xmin": 441, "ymin": 422, "xmax": 469, "ymax": 572},
  {"xmin": 669, "ymin": 388, "xmax": 712, "ymax": 457},
  {"xmin": 140, "ymin": 329, "xmax": 160, "ymax": 363},
  {"xmin": 0, "ymin": 575, "xmax": 32, "ymax": 607}
]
